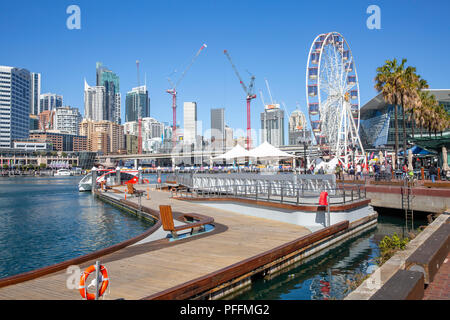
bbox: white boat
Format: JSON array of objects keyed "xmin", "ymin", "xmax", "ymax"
[
  {"xmin": 78, "ymin": 169, "xmax": 140, "ymax": 192},
  {"xmin": 54, "ymin": 169, "xmax": 72, "ymax": 176}
]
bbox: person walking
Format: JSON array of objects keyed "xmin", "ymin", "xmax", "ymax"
[
  {"xmin": 385, "ymin": 162, "xmax": 392, "ymax": 181},
  {"xmin": 335, "ymin": 163, "xmax": 342, "ymax": 180},
  {"xmin": 429, "ymin": 164, "xmax": 437, "ymax": 183},
  {"xmin": 356, "ymin": 163, "xmax": 362, "ymax": 180}
]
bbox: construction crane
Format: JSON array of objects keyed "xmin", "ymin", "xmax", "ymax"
[
  {"xmin": 136, "ymin": 60, "xmax": 143, "ymax": 154},
  {"xmin": 223, "ymin": 49, "xmax": 256, "ymax": 150},
  {"xmin": 167, "ymin": 44, "xmax": 207, "ymax": 145}
]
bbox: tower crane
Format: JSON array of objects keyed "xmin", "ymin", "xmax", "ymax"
[
  {"xmin": 223, "ymin": 50, "xmax": 256, "ymax": 150},
  {"xmin": 167, "ymin": 44, "xmax": 207, "ymax": 146}
]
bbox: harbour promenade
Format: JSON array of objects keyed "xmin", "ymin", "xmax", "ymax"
[{"xmin": 0, "ymin": 187, "xmax": 317, "ymax": 300}]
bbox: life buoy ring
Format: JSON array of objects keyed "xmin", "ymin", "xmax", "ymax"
[
  {"xmin": 157, "ymin": 177, "xmax": 161, "ymax": 184},
  {"xmin": 79, "ymin": 264, "xmax": 109, "ymax": 300},
  {"xmin": 143, "ymin": 178, "xmax": 150, "ymax": 184}
]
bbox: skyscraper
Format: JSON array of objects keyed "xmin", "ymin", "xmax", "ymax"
[
  {"xmin": 211, "ymin": 108, "xmax": 225, "ymax": 150},
  {"xmin": 0, "ymin": 66, "xmax": 31, "ymax": 149},
  {"xmin": 260, "ymin": 104, "xmax": 285, "ymax": 147},
  {"xmin": 288, "ymin": 109, "xmax": 311, "ymax": 145},
  {"xmin": 96, "ymin": 62, "xmax": 121, "ymax": 124},
  {"xmin": 39, "ymin": 93, "xmax": 63, "ymax": 113},
  {"xmin": 84, "ymin": 79, "xmax": 106, "ymax": 121},
  {"xmin": 125, "ymin": 85, "xmax": 149, "ymax": 122},
  {"xmin": 183, "ymin": 102, "xmax": 197, "ymax": 144},
  {"xmin": 55, "ymin": 106, "xmax": 82, "ymax": 135},
  {"xmin": 30, "ymin": 72, "xmax": 41, "ymax": 115}
]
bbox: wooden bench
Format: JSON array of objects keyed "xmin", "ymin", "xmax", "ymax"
[
  {"xmin": 370, "ymin": 269, "xmax": 424, "ymax": 300},
  {"xmin": 405, "ymin": 220, "xmax": 450, "ymax": 284},
  {"xmin": 159, "ymin": 205, "xmax": 214, "ymax": 239},
  {"xmin": 126, "ymin": 183, "xmax": 144, "ymax": 197}
]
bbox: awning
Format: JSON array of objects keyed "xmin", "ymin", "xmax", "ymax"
[
  {"xmin": 399, "ymin": 145, "xmax": 433, "ymax": 156},
  {"xmin": 211, "ymin": 144, "xmax": 250, "ymax": 160},
  {"xmin": 247, "ymin": 141, "xmax": 294, "ymax": 160}
]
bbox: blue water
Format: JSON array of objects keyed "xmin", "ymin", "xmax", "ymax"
[{"xmin": 0, "ymin": 176, "xmax": 154, "ymax": 279}]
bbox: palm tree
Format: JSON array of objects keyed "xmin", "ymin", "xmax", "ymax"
[
  {"xmin": 398, "ymin": 65, "xmax": 421, "ymax": 159},
  {"xmin": 375, "ymin": 58, "xmax": 406, "ymax": 168}
]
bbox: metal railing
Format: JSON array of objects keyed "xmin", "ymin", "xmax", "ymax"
[{"xmin": 172, "ymin": 181, "xmax": 366, "ymax": 206}]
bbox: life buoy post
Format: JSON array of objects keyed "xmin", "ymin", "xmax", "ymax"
[
  {"xmin": 79, "ymin": 260, "xmax": 109, "ymax": 300},
  {"xmin": 319, "ymin": 191, "xmax": 331, "ymax": 227}
]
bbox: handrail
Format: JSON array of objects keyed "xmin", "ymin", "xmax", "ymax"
[{"xmin": 172, "ymin": 181, "xmax": 366, "ymax": 206}]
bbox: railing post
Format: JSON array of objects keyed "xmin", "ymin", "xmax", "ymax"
[
  {"xmin": 343, "ymin": 184, "xmax": 346, "ymax": 204},
  {"xmin": 268, "ymin": 182, "xmax": 271, "ymax": 200},
  {"xmin": 281, "ymin": 184, "xmax": 283, "ymax": 203},
  {"xmin": 255, "ymin": 182, "xmax": 258, "ymax": 201},
  {"xmin": 296, "ymin": 187, "xmax": 299, "ymax": 205}
]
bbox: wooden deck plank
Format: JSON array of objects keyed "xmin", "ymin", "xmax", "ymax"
[{"xmin": 0, "ymin": 187, "xmax": 312, "ymax": 300}]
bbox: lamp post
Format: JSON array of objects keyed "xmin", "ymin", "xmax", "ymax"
[
  {"xmin": 352, "ymin": 145, "xmax": 356, "ymax": 181},
  {"xmin": 298, "ymin": 135, "xmax": 310, "ymax": 174}
]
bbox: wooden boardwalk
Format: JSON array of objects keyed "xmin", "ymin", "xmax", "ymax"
[{"xmin": 0, "ymin": 187, "xmax": 311, "ymax": 300}]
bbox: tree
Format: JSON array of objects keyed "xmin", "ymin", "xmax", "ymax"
[{"xmin": 375, "ymin": 58, "xmax": 405, "ymax": 168}]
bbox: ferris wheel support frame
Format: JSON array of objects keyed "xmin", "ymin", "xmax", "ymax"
[{"xmin": 305, "ymin": 31, "xmax": 366, "ymax": 169}]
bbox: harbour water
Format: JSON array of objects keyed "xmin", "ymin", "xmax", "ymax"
[{"xmin": 0, "ymin": 176, "xmax": 154, "ymax": 279}]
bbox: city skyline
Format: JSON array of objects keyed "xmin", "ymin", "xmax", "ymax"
[{"xmin": 1, "ymin": 1, "xmax": 449, "ymax": 144}]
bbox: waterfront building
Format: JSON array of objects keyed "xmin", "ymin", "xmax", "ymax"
[
  {"xmin": 0, "ymin": 148, "xmax": 81, "ymax": 168},
  {"xmin": 30, "ymin": 72, "xmax": 41, "ymax": 115},
  {"xmin": 79, "ymin": 119, "xmax": 124, "ymax": 154},
  {"xmin": 13, "ymin": 139, "xmax": 52, "ymax": 152},
  {"xmin": 125, "ymin": 134, "xmax": 138, "ymax": 154},
  {"xmin": 54, "ymin": 106, "xmax": 82, "ymax": 135},
  {"xmin": 29, "ymin": 130, "xmax": 87, "ymax": 152},
  {"xmin": 359, "ymin": 89, "xmax": 450, "ymax": 150},
  {"xmin": 0, "ymin": 66, "xmax": 31, "ymax": 149},
  {"xmin": 261, "ymin": 104, "xmax": 285, "ymax": 147},
  {"xmin": 225, "ymin": 125, "xmax": 234, "ymax": 149},
  {"xmin": 288, "ymin": 109, "xmax": 311, "ymax": 145},
  {"xmin": 183, "ymin": 102, "xmax": 197, "ymax": 145},
  {"xmin": 96, "ymin": 62, "xmax": 121, "ymax": 124},
  {"xmin": 125, "ymin": 86, "xmax": 149, "ymax": 122},
  {"xmin": 39, "ymin": 93, "xmax": 63, "ymax": 113},
  {"xmin": 211, "ymin": 108, "xmax": 225, "ymax": 151},
  {"xmin": 84, "ymin": 79, "xmax": 106, "ymax": 122},
  {"xmin": 38, "ymin": 110, "xmax": 56, "ymax": 131},
  {"xmin": 29, "ymin": 114, "xmax": 39, "ymax": 130}
]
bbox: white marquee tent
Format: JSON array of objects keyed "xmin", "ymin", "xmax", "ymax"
[
  {"xmin": 247, "ymin": 141, "xmax": 295, "ymax": 160},
  {"xmin": 211, "ymin": 144, "xmax": 250, "ymax": 161}
]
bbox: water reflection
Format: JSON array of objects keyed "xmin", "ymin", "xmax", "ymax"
[
  {"xmin": 0, "ymin": 176, "xmax": 153, "ymax": 279},
  {"xmin": 234, "ymin": 213, "xmax": 427, "ymax": 300}
]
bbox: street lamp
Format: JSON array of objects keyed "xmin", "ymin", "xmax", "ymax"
[{"xmin": 298, "ymin": 136, "xmax": 311, "ymax": 174}]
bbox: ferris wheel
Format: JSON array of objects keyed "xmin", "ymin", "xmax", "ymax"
[{"xmin": 306, "ymin": 32, "xmax": 365, "ymax": 167}]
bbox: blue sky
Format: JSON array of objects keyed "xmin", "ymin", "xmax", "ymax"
[{"xmin": 1, "ymin": 0, "xmax": 449, "ymax": 141}]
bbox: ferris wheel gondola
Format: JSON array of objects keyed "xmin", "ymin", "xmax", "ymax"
[{"xmin": 305, "ymin": 32, "xmax": 365, "ymax": 167}]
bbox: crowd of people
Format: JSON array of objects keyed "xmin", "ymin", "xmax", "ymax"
[{"xmin": 334, "ymin": 160, "xmax": 447, "ymax": 182}]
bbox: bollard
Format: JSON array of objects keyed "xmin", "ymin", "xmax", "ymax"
[
  {"xmin": 147, "ymin": 187, "xmax": 150, "ymax": 200},
  {"xmin": 116, "ymin": 167, "xmax": 121, "ymax": 185},
  {"xmin": 124, "ymin": 191, "xmax": 127, "ymax": 200},
  {"xmin": 91, "ymin": 167, "xmax": 97, "ymax": 194}
]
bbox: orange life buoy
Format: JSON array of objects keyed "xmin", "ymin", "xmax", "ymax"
[
  {"xmin": 79, "ymin": 264, "xmax": 109, "ymax": 300},
  {"xmin": 157, "ymin": 177, "xmax": 161, "ymax": 183}
]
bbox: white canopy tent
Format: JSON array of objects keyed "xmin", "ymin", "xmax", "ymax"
[
  {"xmin": 211, "ymin": 144, "xmax": 250, "ymax": 163},
  {"xmin": 247, "ymin": 141, "xmax": 294, "ymax": 160}
]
